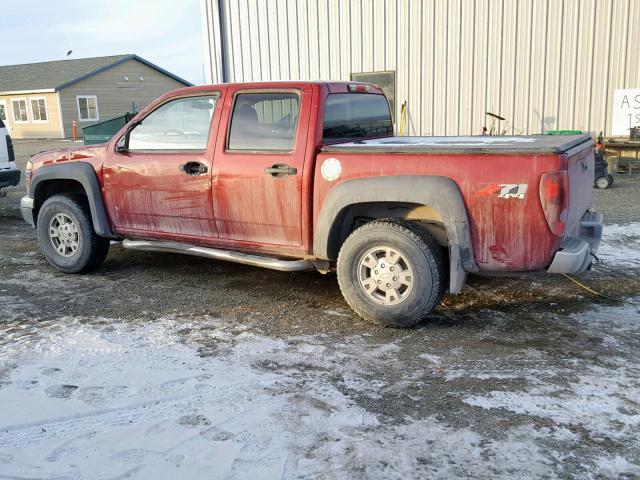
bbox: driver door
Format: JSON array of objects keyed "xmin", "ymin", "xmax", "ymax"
[{"xmin": 103, "ymin": 92, "xmax": 223, "ymax": 241}]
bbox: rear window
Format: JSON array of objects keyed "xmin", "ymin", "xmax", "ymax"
[{"xmin": 323, "ymin": 93, "xmax": 393, "ymax": 143}]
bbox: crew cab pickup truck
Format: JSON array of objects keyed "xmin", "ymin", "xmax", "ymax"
[
  {"xmin": 0, "ymin": 119, "xmax": 20, "ymax": 195},
  {"xmin": 20, "ymin": 81, "xmax": 603, "ymax": 327}
]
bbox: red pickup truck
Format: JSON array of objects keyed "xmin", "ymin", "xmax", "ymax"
[{"xmin": 21, "ymin": 81, "xmax": 602, "ymax": 327}]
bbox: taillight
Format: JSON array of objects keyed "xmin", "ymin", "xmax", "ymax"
[
  {"xmin": 6, "ymin": 135, "xmax": 15, "ymax": 163},
  {"xmin": 539, "ymin": 171, "xmax": 568, "ymax": 237},
  {"xmin": 347, "ymin": 83, "xmax": 371, "ymax": 93}
]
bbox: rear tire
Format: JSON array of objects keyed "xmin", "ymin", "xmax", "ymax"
[
  {"xmin": 36, "ymin": 194, "xmax": 110, "ymax": 273},
  {"xmin": 336, "ymin": 219, "xmax": 446, "ymax": 328}
]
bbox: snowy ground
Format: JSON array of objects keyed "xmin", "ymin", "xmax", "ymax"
[
  {"xmin": 1, "ymin": 191, "xmax": 640, "ymax": 477},
  {"xmin": 1, "ymin": 301, "xmax": 639, "ymax": 480}
]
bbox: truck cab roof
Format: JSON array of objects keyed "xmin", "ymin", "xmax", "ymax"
[{"xmin": 160, "ymin": 81, "xmax": 386, "ymax": 98}]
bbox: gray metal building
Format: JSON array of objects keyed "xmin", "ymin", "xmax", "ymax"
[{"xmin": 201, "ymin": 0, "xmax": 640, "ymax": 136}]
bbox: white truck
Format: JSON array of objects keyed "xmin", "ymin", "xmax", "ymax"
[{"xmin": 0, "ymin": 119, "xmax": 20, "ymax": 196}]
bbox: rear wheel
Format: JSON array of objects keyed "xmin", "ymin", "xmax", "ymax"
[
  {"xmin": 595, "ymin": 176, "xmax": 610, "ymax": 189},
  {"xmin": 36, "ymin": 194, "xmax": 110, "ymax": 273},
  {"xmin": 337, "ymin": 219, "xmax": 446, "ymax": 327}
]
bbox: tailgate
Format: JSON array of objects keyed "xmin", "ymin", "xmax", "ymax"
[{"xmin": 564, "ymin": 140, "xmax": 594, "ymax": 237}]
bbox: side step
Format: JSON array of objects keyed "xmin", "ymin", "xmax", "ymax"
[{"xmin": 121, "ymin": 239, "xmax": 314, "ymax": 272}]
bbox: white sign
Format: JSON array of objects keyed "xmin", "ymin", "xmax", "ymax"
[{"xmin": 612, "ymin": 88, "xmax": 640, "ymax": 136}]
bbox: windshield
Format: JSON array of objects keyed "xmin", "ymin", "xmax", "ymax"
[{"xmin": 323, "ymin": 93, "xmax": 393, "ymax": 144}]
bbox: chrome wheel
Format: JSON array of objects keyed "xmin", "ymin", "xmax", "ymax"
[
  {"xmin": 49, "ymin": 213, "xmax": 80, "ymax": 257},
  {"xmin": 357, "ymin": 246, "xmax": 414, "ymax": 306}
]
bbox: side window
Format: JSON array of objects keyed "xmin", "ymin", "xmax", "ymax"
[
  {"xmin": 128, "ymin": 95, "xmax": 217, "ymax": 151},
  {"xmin": 228, "ymin": 92, "xmax": 300, "ymax": 151}
]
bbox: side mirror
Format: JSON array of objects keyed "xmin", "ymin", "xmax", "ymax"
[
  {"xmin": 115, "ymin": 120, "xmax": 142, "ymax": 153},
  {"xmin": 115, "ymin": 140, "xmax": 127, "ymax": 152}
]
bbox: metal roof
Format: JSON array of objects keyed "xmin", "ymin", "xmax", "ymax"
[{"xmin": 0, "ymin": 54, "xmax": 192, "ymax": 93}]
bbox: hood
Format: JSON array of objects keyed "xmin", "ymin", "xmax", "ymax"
[{"xmin": 30, "ymin": 144, "xmax": 107, "ymax": 171}]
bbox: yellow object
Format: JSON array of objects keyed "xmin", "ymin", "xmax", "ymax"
[
  {"xmin": 399, "ymin": 101, "xmax": 407, "ymax": 136},
  {"xmin": 561, "ymin": 274, "xmax": 619, "ymax": 302}
]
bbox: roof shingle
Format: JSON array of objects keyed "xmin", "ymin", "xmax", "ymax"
[{"xmin": 0, "ymin": 54, "xmax": 190, "ymax": 93}]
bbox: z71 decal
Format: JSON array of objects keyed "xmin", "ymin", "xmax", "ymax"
[{"xmin": 477, "ymin": 183, "xmax": 528, "ymax": 199}]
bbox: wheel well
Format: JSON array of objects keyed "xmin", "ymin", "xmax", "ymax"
[
  {"xmin": 327, "ymin": 202, "xmax": 448, "ymax": 260},
  {"xmin": 33, "ymin": 179, "xmax": 87, "ymax": 217}
]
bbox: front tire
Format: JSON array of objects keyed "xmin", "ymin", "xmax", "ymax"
[
  {"xmin": 337, "ymin": 219, "xmax": 446, "ymax": 327},
  {"xmin": 36, "ymin": 194, "xmax": 110, "ymax": 273}
]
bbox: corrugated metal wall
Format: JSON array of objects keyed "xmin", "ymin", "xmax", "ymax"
[{"xmin": 202, "ymin": 0, "xmax": 640, "ymax": 136}]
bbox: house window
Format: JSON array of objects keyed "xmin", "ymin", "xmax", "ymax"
[
  {"xmin": 30, "ymin": 98, "xmax": 48, "ymax": 122},
  {"xmin": 11, "ymin": 99, "xmax": 29, "ymax": 122},
  {"xmin": 350, "ymin": 71, "xmax": 396, "ymax": 123},
  {"xmin": 76, "ymin": 95, "xmax": 99, "ymax": 122}
]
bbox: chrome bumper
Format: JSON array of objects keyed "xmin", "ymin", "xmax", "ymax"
[
  {"xmin": 20, "ymin": 195, "xmax": 35, "ymax": 227},
  {"xmin": 547, "ymin": 211, "xmax": 603, "ymax": 274}
]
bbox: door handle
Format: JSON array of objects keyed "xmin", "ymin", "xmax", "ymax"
[
  {"xmin": 264, "ymin": 164, "xmax": 297, "ymax": 178},
  {"xmin": 180, "ymin": 161, "xmax": 208, "ymax": 175}
]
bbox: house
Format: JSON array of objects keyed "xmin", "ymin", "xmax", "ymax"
[{"xmin": 0, "ymin": 54, "xmax": 192, "ymax": 139}]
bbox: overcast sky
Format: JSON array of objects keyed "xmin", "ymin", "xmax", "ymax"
[{"xmin": 2, "ymin": 0, "xmax": 204, "ymax": 85}]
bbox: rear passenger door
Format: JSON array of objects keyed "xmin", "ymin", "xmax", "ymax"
[{"xmin": 212, "ymin": 87, "xmax": 310, "ymax": 247}]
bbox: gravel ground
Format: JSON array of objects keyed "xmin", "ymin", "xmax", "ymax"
[{"xmin": 1, "ymin": 139, "xmax": 639, "ymax": 479}]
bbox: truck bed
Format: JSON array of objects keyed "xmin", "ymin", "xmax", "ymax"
[{"xmin": 322, "ymin": 134, "xmax": 592, "ymax": 155}]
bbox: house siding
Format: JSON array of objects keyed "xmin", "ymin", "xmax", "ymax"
[
  {"xmin": 58, "ymin": 59, "xmax": 187, "ymax": 138},
  {"xmin": 0, "ymin": 92, "xmax": 63, "ymax": 139}
]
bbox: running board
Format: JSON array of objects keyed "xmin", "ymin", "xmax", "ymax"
[{"xmin": 121, "ymin": 239, "xmax": 313, "ymax": 272}]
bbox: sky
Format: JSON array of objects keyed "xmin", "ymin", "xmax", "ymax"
[{"xmin": 1, "ymin": 0, "xmax": 204, "ymax": 85}]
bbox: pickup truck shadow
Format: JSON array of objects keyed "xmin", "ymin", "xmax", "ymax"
[{"xmin": 98, "ymin": 245, "xmax": 637, "ymax": 335}]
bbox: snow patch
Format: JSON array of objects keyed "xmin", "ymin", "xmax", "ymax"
[{"xmin": 597, "ymin": 222, "xmax": 640, "ymax": 267}]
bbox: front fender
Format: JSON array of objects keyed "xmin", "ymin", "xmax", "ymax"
[
  {"xmin": 313, "ymin": 175, "xmax": 477, "ymax": 293},
  {"xmin": 29, "ymin": 162, "xmax": 116, "ymax": 239}
]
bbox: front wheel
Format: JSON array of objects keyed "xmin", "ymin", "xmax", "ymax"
[
  {"xmin": 336, "ymin": 219, "xmax": 446, "ymax": 327},
  {"xmin": 36, "ymin": 194, "xmax": 110, "ymax": 273}
]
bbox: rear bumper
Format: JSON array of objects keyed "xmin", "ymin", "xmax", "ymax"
[
  {"xmin": 0, "ymin": 168, "xmax": 20, "ymax": 188},
  {"xmin": 547, "ymin": 211, "xmax": 603, "ymax": 274},
  {"xmin": 20, "ymin": 195, "xmax": 35, "ymax": 227}
]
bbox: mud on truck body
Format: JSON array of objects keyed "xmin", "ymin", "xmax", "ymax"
[{"xmin": 21, "ymin": 81, "xmax": 602, "ymax": 327}]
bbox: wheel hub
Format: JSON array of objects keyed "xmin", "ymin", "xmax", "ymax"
[
  {"xmin": 49, "ymin": 213, "xmax": 80, "ymax": 257},
  {"xmin": 357, "ymin": 246, "xmax": 414, "ymax": 306},
  {"xmin": 370, "ymin": 260, "xmax": 403, "ymax": 291}
]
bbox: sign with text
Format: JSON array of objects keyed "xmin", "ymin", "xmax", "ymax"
[{"xmin": 612, "ymin": 89, "xmax": 640, "ymax": 136}]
